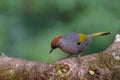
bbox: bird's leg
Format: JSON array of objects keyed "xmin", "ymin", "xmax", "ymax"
[
  {"xmin": 60, "ymin": 54, "xmax": 73, "ymax": 60},
  {"xmin": 66, "ymin": 54, "xmax": 73, "ymax": 58},
  {"xmin": 77, "ymin": 53, "xmax": 82, "ymax": 59},
  {"xmin": 77, "ymin": 50, "xmax": 85, "ymax": 59}
]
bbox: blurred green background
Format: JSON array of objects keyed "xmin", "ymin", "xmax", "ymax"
[{"xmin": 0, "ymin": 0, "xmax": 119, "ymax": 63}]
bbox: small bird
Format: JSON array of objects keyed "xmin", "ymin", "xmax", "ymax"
[{"xmin": 49, "ymin": 32, "xmax": 111, "ymax": 58}]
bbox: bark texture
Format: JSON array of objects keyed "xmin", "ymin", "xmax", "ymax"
[{"xmin": 0, "ymin": 33, "xmax": 120, "ymax": 80}]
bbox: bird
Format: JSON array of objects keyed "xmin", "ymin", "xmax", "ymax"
[{"xmin": 49, "ymin": 32, "xmax": 111, "ymax": 58}]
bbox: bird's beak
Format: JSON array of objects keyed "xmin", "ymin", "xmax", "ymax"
[{"xmin": 49, "ymin": 48, "xmax": 54, "ymax": 54}]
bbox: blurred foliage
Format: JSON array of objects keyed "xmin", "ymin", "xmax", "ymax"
[{"xmin": 0, "ymin": 0, "xmax": 119, "ymax": 62}]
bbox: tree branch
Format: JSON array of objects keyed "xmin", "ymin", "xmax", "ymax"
[{"xmin": 0, "ymin": 33, "xmax": 120, "ymax": 80}]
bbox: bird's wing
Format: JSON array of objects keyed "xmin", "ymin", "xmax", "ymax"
[{"xmin": 78, "ymin": 33, "xmax": 87, "ymax": 44}]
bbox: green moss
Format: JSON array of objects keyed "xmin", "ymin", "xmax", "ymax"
[
  {"xmin": 1, "ymin": 72, "xmax": 23, "ymax": 80},
  {"xmin": 0, "ymin": 69, "xmax": 24, "ymax": 80},
  {"xmin": 88, "ymin": 53, "xmax": 120, "ymax": 79},
  {"xmin": 112, "ymin": 68, "xmax": 120, "ymax": 80},
  {"xmin": 5, "ymin": 74, "xmax": 23, "ymax": 80},
  {"xmin": 54, "ymin": 74, "xmax": 72, "ymax": 80},
  {"xmin": 98, "ymin": 53, "xmax": 120, "ymax": 69},
  {"xmin": 88, "ymin": 53, "xmax": 120, "ymax": 68}
]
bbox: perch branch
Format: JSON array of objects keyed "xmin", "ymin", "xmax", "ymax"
[{"xmin": 0, "ymin": 33, "xmax": 120, "ymax": 80}]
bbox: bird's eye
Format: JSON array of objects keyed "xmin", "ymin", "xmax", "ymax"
[{"xmin": 77, "ymin": 42, "xmax": 81, "ymax": 45}]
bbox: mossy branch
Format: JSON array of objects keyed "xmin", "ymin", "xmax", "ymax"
[{"xmin": 0, "ymin": 33, "xmax": 120, "ymax": 80}]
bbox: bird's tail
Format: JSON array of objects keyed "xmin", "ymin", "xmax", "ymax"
[{"xmin": 91, "ymin": 32, "xmax": 111, "ymax": 38}]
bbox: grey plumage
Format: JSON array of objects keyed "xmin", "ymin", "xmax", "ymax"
[{"xmin": 58, "ymin": 32, "xmax": 91, "ymax": 54}]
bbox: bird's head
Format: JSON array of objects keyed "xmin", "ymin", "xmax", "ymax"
[{"xmin": 49, "ymin": 36, "xmax": 62, "ymax": 53}]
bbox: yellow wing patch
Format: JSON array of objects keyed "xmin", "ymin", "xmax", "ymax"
[{"xmin": 78, "ymin": 33, "xmax": 87, "ymax": 44}]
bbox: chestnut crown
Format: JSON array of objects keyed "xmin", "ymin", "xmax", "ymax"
[
  {"xmin": 51, "ymin": 36, "xmax": 62, "ymax": 48},
  {"xmin": 49, "ymin": 36, "xmax": 62, "ymax": 53}
]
